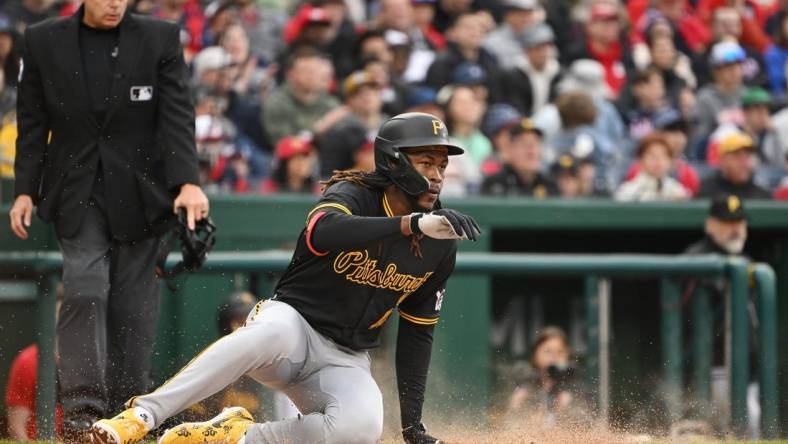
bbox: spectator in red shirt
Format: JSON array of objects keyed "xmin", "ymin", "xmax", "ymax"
[
  {"xmin": 697, "ymin": 0, "xmax": 772, "ymax": 53},
  {"xmin": 630, "ymin": 0, "xmax": 712, "ymax": 55},
  {"xmin": 6, "ymin": 345, "xmax": 65, "ymax": 440},
  {"xmin": 564, "ymin": 1, "xmax": 633, "ymax": 98}
]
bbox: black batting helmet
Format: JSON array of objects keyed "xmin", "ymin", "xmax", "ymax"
[{"xmin": 374, "ymin": 113, "xmax": 464, "ymax": 196}]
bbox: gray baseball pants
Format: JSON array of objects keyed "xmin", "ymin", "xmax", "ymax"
[{"xmin": 131, "ymin": 300, "xmax": 384, "ymax": 444}]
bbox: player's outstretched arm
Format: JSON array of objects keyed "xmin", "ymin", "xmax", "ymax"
[{"xmin": 396, "ymin": 319, "xmax": 446, "ymax": 444}]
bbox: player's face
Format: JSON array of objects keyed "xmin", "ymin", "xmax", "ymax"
[
  {"xmin": 83, "ymin": 0, "xmax": 128, "ymax": 29},
  {"xmin": 405, "ymin": 146, "xmax": 449, "ymax": 211}
]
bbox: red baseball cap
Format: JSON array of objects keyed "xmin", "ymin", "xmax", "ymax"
[
  {"xmin": 590, "ymin": 2, "xmax": 618, "ymax": 21},
  {"xmin": 275, "ymin": 136, "xmax": 314, "ymax": 160}
]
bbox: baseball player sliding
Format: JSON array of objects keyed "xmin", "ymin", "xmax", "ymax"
[{"xmin": 90, "ymin": 112, "xmax": 480, "ymax": 444}]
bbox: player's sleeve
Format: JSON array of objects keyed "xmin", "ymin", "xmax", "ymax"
[
  {"xmin": 306, "ymin": 183, "xmax": 403, "ymax": 255},
  {"xmin": 397, "ymin": 245, "xmax": 457, "ymax": 326}
]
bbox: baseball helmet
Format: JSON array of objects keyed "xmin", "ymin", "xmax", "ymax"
[
  {"xmin": 217, "ymin": 291, "xmax": 258, "ymax": 335},
  {"xmin": 374, "ymin": 112, "xmax": 464, "ymax": 196}
]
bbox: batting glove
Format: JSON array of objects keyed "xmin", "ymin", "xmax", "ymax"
[
  {"xmin": 402, "ymin": 423, "xmax": 444, "ymax": 444},
  {"xmin": 409, "ymin": 209, "xmax": 481, "ymax": 241}
]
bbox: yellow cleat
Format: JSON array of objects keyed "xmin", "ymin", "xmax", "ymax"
[
  {"xmin": 158, "ymin": 406, "xmax": 255, "ymax": 444},
  {"xmin": 91, "ymin": 408, "xmax": 150, "ymax": 444}
]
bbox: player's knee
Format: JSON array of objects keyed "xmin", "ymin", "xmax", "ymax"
[{"xmin": 327, "ymin": 407, "xmax": 383, "ymax": 444}]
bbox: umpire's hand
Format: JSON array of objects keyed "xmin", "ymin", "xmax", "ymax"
[
  {"xmin": 9, "ymin": 194, "xmax": 34, "ymax": 240},
  {"xmin": 173, "ymin": 183, "xmax": 209, "ymax": 230}
]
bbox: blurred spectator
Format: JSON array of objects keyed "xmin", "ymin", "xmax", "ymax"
[
  {"xmin": 697, "ymin": 0, "xmax": 772, "ymax": 54},
  {"xmin": 698, "ymin": 131, "xmax": 771, "ymax": 199},
  {"xmin": 691, "ymin": 41, "xmax": 746, "ymax": 159},
  {"xmin": 361, "ymin": 55, "xmax": 409, "ymax": 116},
  {"xmin": 262, "ymin": 48, "xmax": 339, "ymax": 145},
  {"xmin": 413, "ymin": 0, "xmax": 446, "ymax": 51},
  {"xmin": 318, "ymin": 71, "xmax": 385, "ymax": 178},
  {"xmin": 694, "ymin": 7, "xmax": 767, "ymax": 88},
  {"xmin": 497, "ymin": 23, "xmax": 562, "ymax": 116},
  {"xmin": 564, "ymin": 1, "xmax": 633, "ymax": 98},
  {"xmin": 236, "ymin": 0, "xmax": 287, "ymax": 65},
  {"xmin": 772, "ymin": 154, "xmax": 788, "ymax": 199},
  {"xmin": 451, "ymin": 62, "xmax": 488, "ymax": 102},
  {"xmin": 405, "ymin": 86, "xmax": 443, "ymax": 118},
  {"xmin": 425, "ymin": 12, "xmax": 499, "ymax": 95},
  {"xmin": 482, "ymin": 0, "xmax": 541, "ymax": 70},
  {"xmin": 480, "ymin": 103, "xmax": 522, "ymax": 176},
  {"xmin": 739, "ymin": 88, "xmax": 785, "ymax": 166},
  {"xmin": 630, "ymin": 0, "xmax": 711, "ymax": 55},
  {"xmin": 764, "ymin": 12, "xmax": 788, "ymax": 98},
  {"xmin": 618, "ymin": 67, "xmax": 673, "ymax": 144},
  {"xmin": 183, "ymin": 292, "xmax": 262, "ymax": 421},
  {"xmin": 218, "ymin": 23, "xmax": 273, "ymax": 152},
  {"xmin": 625, "ymin": 109, "xmax": 700, "ymax": 196},
  {"xmin": 4, "ymin": 284, "xmax": 64, "ymax": 440},
  {"xmin": 283, "ymin": 5, "xmax": 333, "ymax": 56},
  {"xmin": 377, "ymin": 0, "xmax": 439, "ymax": 83},
  {"xmin": 152, "ymin": 0, "xmax": 206, "ymax": 61},
  {"xmin": 615, "ymin": 132, "xmax": 690, "ymax": 201},
  {"xmin": 481, "ymin": 118, "xmax": 557, "ymax": 198},
  {"xmin": 0, "ymin": 14, "xmax": 20, "ymax": 88},
  {"xmin": 550, "ymin": 154, "xmax": 581, "ymax": 199},
  {"xmin": 505, "ymin": 327, "xmax": 588, "ymax": 425},
  {"xmin": 442, "ymin": 85, "xmax": 491, "ymax": 167},
  {"xmin": 317, "ymin": 0, "xmax": 358, "ymax": 79},
  {"xmin": 130, "ymin": 0, "xmax": 157, "ymax": 15},
  {"xmin": 260, "ymin": 135, "xmax": 320, "ymax": 194},
  {"xmin": 350, "ymin": 139, "xmax": 375, "ymax": 172},
  {"xmin": 433, "ymin": 0, "xmax": 474, "ymax": 33},
  {"xmin": 3, "ymin": 0, "xmax": 58, "ymax": 34},
  {"xmin": 577, "ymin": 155, "xmax": 609, "ymax": 197},
  {"xmin": 0, "ymin": 69, "xmax": 15, "ymax": 120}
]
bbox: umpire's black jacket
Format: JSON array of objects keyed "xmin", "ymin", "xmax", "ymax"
[{"xmin": 14, "ymin": 7, "xmax": 199, "ymax": 242}]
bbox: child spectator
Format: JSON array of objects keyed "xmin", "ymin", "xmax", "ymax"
[
  {"xmin": 481, "ymin": 118, "xmax": 557, "ymax": 198},
  {"xmin": 498, "ymin": 23, "xmax": 562, "ymax": 116},
  {"xmin": 260, "ymin": 135, "xmax": 319, "ymax": 194},
  {"xmin": 615, "ymin": 132, "xmax": 690, "ymax": 201}
]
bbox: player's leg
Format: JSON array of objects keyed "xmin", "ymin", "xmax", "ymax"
[
  {"xmin": 58, "ymin": 204, "xmax": 114, "ymax": 428},
  {"xmin": 92, "ymin": 300, "xmax": 310, "ymax": 443},
  {"xmin": 243, "ymin": 364, "xmax": 384, "ymax": 444},
  {"xmin": 105, "ymin": 235, "xmax": 161, "ymax": 413}
]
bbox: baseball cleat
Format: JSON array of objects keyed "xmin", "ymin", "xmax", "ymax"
[
  {"xmin": 158, "ymin": 406, "xmax": 255, "ymax": 444},
  {"xmin": 91, "ymin": 408, "xmax": 150, "ymax": 444}
]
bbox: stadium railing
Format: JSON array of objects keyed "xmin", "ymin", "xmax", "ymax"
[{"xmin": 0, "ymin": 251, "xmax": 778, "ymax": 439}]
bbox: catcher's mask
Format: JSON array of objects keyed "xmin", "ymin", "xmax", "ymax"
[{"xmin": 156, "ymin": 210, "xmax": 217, "ymax": 282}]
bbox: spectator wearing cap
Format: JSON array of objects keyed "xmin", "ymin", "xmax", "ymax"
[
  {"xmin": 693, "ymin": 7, "xmax": 768, "ymax": 88},
  {"xmin": 152, "ymin": 0, "xmax": 206, "ymax": 62},
  {"xmin": 497, "ymin": 23, "xmax": 562, "ymax": 116},
  {"xmin": 425, "ymin": 12, "xmax": 499, "ymax": 95},
  {"xmin": 550, "ymin": 154, "xmax": 581, "ymax": 198},
  {"xmin": 691, "ymin": 41, "xmax": 747, "ymax": 159},
  {"xmin": 615, "ymin": 132, "xmax": 690, "ymax": 201},
  {"xmin": 282, "ymin": 4, "xmax": 333, "ymax": 53},
  {"xmin": 698, "ymin": 131, "xmax": 771, "ymax": 199},
  {"xmin": 481, "ymin": 118, "xmax": 558, "ymax": 198},
  {"xmin": 260, "ymin": 135, "xmax": 320, "ymax": 194},
  {"xmin": 317, "ymin": 71, "xmax": 385, "ymax": 178},
  {"xmin": 405, "ymin": 86, "xmax": 443, "ymax": 118},
  {"xmin": 625, "ymin": 111, "xmax": 700, "ymax": 195},
  {"xmin": 481, "ymin": 103, "xmax": 522, "ymax": 176},
  {"xmin": 482, "ymin": 0, "xmax": 541, "ymax": 70},
  {"xmin": 262, "ymin": 48, "xmax": 340, "ymax": 146},
  {"xmin": 764, "ymin": 12, "xmax": 788, "ymax": 97},
  {"xmin": 452, "ymin": 62, "xmax": 489, "ymax": 102},
  {"xmin": 3, "ymin": 0, "xmax": 58, "ymax": 34},
  {"xmin": 377, "ymin": 0, "xmax": 440, "ymax": 83},
  {"xmin": 0, "ymin": 14, "xmax": 19, "ymax": 89},
  {"xmin": 739, "ymin": 88, "xmax": 785, "ymax": 173},
  {"xmin": 412, "ymin": 0, "xmax": 447, "ymax": 50},
  {"xmin": 192, "ymin": 46, "xmax": 233, "ymax": 90},
  {"xmin": 564, "ymin": 1, "xmax": 634, "ymax": 98},
  {"xmin": 685, "ymin": 194, "xmax": 749, "ymax": 256}
]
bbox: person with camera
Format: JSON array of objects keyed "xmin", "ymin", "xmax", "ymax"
[{"xmin": 505, "ymin": 327, "xmax": 588, "ymax": 426}]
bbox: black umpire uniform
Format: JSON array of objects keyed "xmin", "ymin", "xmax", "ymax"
[{"xmin": 13, "ymin": 5, "xmax": 199, "ymax": 427}]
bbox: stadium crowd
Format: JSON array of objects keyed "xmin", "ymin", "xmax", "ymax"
[{"xmin": 2, "ymin": 0, "xmax": 788, "ymax": 201}]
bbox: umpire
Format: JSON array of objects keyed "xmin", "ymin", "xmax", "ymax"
[{"xmin": 9, "ymin": 0, "xmax": 207, "ymax": 440}]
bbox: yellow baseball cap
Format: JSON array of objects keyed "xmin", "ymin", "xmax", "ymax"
[{"xmin": 718, "ymin": 132, "xmax": 754, "ymax": 156}]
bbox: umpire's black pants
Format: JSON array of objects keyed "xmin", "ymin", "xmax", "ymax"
[{"xmin": 57, "ymin": 200, "xmax": 160, "ymax": 417}]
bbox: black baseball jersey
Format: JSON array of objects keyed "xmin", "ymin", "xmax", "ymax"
[{"xmin": 274, "ymin": 181, "xmax": 458, "ymax": 350}]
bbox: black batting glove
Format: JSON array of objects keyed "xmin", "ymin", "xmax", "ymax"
[
  {"xmin": 409, "ymin": 209, "xmax": 481, "ymax": 241},
  {"xmin": 402, "ymin": 423, "xmax": 445, "ymax": 444}
]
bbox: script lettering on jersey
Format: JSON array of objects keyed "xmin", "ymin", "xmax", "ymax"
[{"xmin": 333, "ymin": 250, "xmax": 433, "ymax": 296}]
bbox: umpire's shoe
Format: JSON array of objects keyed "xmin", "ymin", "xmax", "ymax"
[
  {"xmin": 158, "ymin": 406, "xmax": 255, "ymax": 444},
  {"xmin": 91, "ymin": 408, "xmax": 151, "ymax": 444}
]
